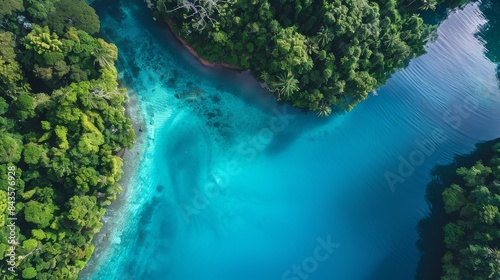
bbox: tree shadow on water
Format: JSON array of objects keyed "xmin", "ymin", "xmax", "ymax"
[
  {"xmin": 415, "ymin": 138, "xmax": 500, "ymax": 280},
  {"xmin": 475, "ymin": 0, "xmax": 500, "ymax": 86}
]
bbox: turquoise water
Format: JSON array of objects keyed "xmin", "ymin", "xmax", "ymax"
[{"xmin": 80, "ymin": 1, "xmax": 500, "ymax": 279}]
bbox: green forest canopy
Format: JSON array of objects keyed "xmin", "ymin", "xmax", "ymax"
[
  {"xmin": 441, "ymin": 140, "xmax": 500, "ymax": 280},
  {"xmin": 0, "ymin": 1, "xmax": 134, "ymax": 279},
  {"xmin": 148, "ymin": 0, "xmax": 455, "ymax": 115}
]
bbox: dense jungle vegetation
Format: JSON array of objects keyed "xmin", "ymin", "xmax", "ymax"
[
  {"xmin": 147, "ymin": 0, "xmax": 465, "ymax": 115},
  {"xmin": 440, "ymin": 140, "xmax": 500, "ymax": 280},
  {"xmin": 0, "ymin": 0, "xmax": 135, "ymax": 279}
]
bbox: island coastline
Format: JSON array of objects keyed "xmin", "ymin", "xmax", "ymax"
[
  {"xmin": 77, "ymin": 89, "xmax": 148, "ymax": 279},
  {"xmin": 165, "ymin": 19, "xmax": 244, "ymax": 71}
]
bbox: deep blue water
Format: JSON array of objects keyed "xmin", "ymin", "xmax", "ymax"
[{"xmin": 80, "ymin": 1, "xmax": 500, "ymax": 279}]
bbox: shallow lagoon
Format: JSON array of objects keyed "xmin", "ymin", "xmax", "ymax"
[{"xmin": 80, "ymin": 1, "xmax": 500, "ymax": 279}]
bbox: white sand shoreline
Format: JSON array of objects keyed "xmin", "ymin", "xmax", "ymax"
[{"xmin": 78, "ymin": 88, "xmax": 147, "ymax": 279}]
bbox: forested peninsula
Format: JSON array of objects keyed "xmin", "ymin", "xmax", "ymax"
[
  {"xmin": 0, "ymin": 0, "xmax": 134, "ymax": 279},
  {"xmin": 416, "ymin": 139, "xmax": 500, "ymax": 280},
  {"xmin": 147, "ymin": 0, "xmax": 465, "ymax": 115},
  {"xmin": 440, "ymin": 140, "xmax": 500, "ymax": 279}
]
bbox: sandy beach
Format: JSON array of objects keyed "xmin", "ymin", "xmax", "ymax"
[{"xmin": 78, "ymin": 89, "xmax": 147, "ymax": 279}]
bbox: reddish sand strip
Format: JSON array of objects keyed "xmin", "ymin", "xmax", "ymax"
[
  {"xmin": 116, "ymin": 148, "xmax": 126, "ymax": 158},
  {"xmin": 165, "ymin": 19, "xmax": 243, "ymax": 71}
]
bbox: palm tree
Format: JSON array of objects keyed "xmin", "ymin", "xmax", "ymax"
[
  {"xmin": 85, "ymin": 94, "xmax": 98, "ymax": 109},
  {"xmin": 271, "ymin": 72, "xmax": 300, "ymax": 100},
  {"xmin": 317, "ymin": 103, "xmax": 332, "ymax": 117},
  {"xmin": 306, "ymin": 39, "xmax": 319, "ymax": 55},
  {"xmin": 383, "ymin": 32, "xmax": 400, "ymax": 48},
  {"xmin": 486, "ymin": 247, "xmax": 500, "ymax": 278},
  {"xmin": 315, "ymin": 26, "xmax": 332, "ymax": 48},
  {"xmin": 260, "ymin": 71, "xmax": 270, "ymax": 83},
  {"xmin": 488, "ymin": 247, "xmax": 500, "ymax": 262},
  {"xmin": 420, "ymin": 0, "xmax": 437, "ymax": 10},
  {"xmin": 94, "ymin": 39, "xmax": 118, "ymax": 68},
  {"xmin": 259, "ymin": 71, "xmax": 276, "ymax": 92}
]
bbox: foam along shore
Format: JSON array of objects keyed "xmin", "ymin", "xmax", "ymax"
[{"xmin": 165, "ymin": 19, "xmax": 244, "ymax": 71}]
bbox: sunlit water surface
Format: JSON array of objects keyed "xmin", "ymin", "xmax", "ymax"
[{"xmin": 79, "ymin": 1, "xmax": 500, "ymax": 279}]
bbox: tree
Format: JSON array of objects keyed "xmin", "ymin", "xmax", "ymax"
[
  {"xmin": 479, "ymin": 204, "xmax": 498, "ymax": 225},
  {"xmin": 94, "ymin": 39, "xmax": 118, "ymax": 68},
  {"xmin": 72, "ymin": 167, "xmax": 100, "ymax": 193},
  {"xmin": 383, "ymin": 32, "xmax": 401, "ymax": 49},
  {"xmin": 442, "ymin": 184, "xmax": 466, "ymax": 214},
  {"xmin": 443, "ymin": 222, "xmax": 464, "ymax": 249},
  {"xmin": 0, "ymin": 190, "xmax": 7, "ymax": 227},
  {"xmin": 49, "ymin": 154, "xmax": 72, "ymax": 179},
  {"xmin": 31, "ymin": 229, "xmax": 46, "ymax": 240},
  {"xmin": 47, "ymin": 0, "xmax": 100, "ymax": 35},
  {"xmin": 24, "ymin": 201, "xmax": 55, "ymax": 229},
  {"xmin": 438, "ymin": 140, "xmax": 500, "ymax": 279},
  {"xmin": 420, "ymin": 0, "xmax": 437, "ymax": 10},
  {"xmin": 317, "ymin": 103, "xmax": 332, "ymax": 117},
  {"xmin": 0, "ymin": 0, "xmax": 134, "ymax": 276},
  {"xmin": 0, "ymin": 32, "xmax": 22, "ymax": 96},
  {"xmin": 67, "ymin": 196, "xmax": 105, "ymax": 231},
  {"xmin": 0, "ymin": 0, "xmax": 23, "ymax": 18},
  {"xmin": 23, "ymin": 143, "xmax": 47, "ymax": 165},
  {"xmin": 25, "ymin": 0, "xmax": 58, "ymax": 21},
  {"xmin": 315, "ymin": 26, "xmax": 333, "ymax": 47},
  {"xmin": 162, "ymin": 0, "xmax": 230, "ymax": 31},
  {"xmin": 457, "ymin": 162, "xmax": 492, "ymax": 188},
  {"xmin": 13, "ymin": 94, "xmax": 36, "ymax": 121},
  {"xmin": 22, "ymin": 267, "xmax": 37, "ymax": 279},
  {"xmin": 54, "ymin": 125, "xmax": 70, "ymax": 150},
  {"xmin": 24, "ymin": 25, "xmax": 63, "ymax": 55},
  {"xmin": 271, "ymin": 72, "xmax": 300, "ymax": 100},
  {"xmin": 22, "ymin": 239, "xmax": 38, "ymax": 251},
  {"xmin": 0, "ymin": 133, "xmax": 22, "ymax": 163},
  {"xmin": 0, "ymin": 97, "xmax": 8, "ymax": 115},
  {"xmin": 305, "ymin": 39, "xmax": 319, "ymax": 55},
  {"xmin": 77, "ymin": 133, "xmax": 103, "ymax": 155}
]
